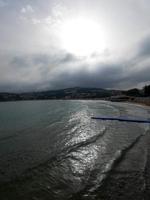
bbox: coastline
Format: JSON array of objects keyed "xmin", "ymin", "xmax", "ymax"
[
  {"xmin": 106, "ymin": 96, "xmax": 150, "ymax": 107},
  {"xmin": 128, "ymin": 98, "xmax": 150, "ymax": 107}
]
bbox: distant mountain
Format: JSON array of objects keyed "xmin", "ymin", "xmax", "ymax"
[
  {"xmin": 0, "ymin": 86, "xmax": 149, "ymax": 102},
  {"xmin": 0, "ymin": 87, "xmax": 120, "ymax": 101}
]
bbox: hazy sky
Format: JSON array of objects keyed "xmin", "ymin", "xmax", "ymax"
[{"xmin": 0, "ymin": 0, "xmax": 150, "ymax": 92}]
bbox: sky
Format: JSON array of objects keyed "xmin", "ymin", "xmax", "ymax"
[{"xmin": 0, "ymin": 0, "xmax": 150, "ymax": 92}]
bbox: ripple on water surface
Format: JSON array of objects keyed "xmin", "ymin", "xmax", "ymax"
[{"xmin": 0, "ymin": 100, "xmax": 149, "ymax": 200}]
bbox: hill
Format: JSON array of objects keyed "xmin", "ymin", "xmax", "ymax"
[
  {"xmin": 0, "ymin": 87, "xmax": 120, "ymax": 101},
  {"xmin": 0, "ymin": 86, "xmax": 149, "ymax": 102}
]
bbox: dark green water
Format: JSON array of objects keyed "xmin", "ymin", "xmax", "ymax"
[{"xmin": 0, "ymin": 100, "xmax": 149, "ymax": 200}]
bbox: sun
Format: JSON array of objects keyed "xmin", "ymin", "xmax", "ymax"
[{"xmin": 60, "ymin": 17, "xmax": 106, "ymax": 56}]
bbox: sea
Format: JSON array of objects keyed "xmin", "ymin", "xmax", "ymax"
[{"xmin": 0, "ymin": 100, "xmax": 150, "ymax": 200}]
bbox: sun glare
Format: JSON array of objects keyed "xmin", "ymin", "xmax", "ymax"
[{"xmin": 60, "ymin": 17, "xmax": 106, "ymax": 56}]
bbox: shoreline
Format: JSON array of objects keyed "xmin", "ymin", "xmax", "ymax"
[
  {"xmin": 128, "ymin": 100, "xmax": 150, "ymax": 107},
  {"xmin": 0, "ymin": 98, "xmax": 149, "ymax": 105},
  {"xmin": 0, "ymin": 96, "xmax": 149, "ymax": 109}
]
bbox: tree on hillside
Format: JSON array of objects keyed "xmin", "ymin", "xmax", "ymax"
[
  {"xmin": 144, "ymin": 85, "xmax": 150, "ymax": 96},
  {"xmin": 123, "ymin": 88, "xmax": 141, "ymax": 97}
]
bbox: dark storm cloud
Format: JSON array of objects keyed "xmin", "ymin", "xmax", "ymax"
[
  {"xmin": 0, "ymin": 52, "xmax": 81, "ymax": 92},
  {"xmin": 128, "ymin": 66, "xmax": 150, "ymax": 83},
  {"xmin": 1, "ymin": 36, "xmax": 150, "ymax": 92},
  {"xmin": 47, "ymin": 63, "xmax": 125, "ymax": 89},
  {"xmin": 138, "ymin": 35, "xmax": 150, "ymax": 58},
  {"xmin": 11, "ymin": 53, "xmax": 77, "ymax": 68},
  {"xmin": 45, "ymin": 34, "xmax": 150, "ymax": 90},
  {"xmin": 48, "ymin": 62, "xmax": 150, "ymax": 90},
  {"xmin": 32, "ymin": 53, "xmax": 76, "ymax": 66}
]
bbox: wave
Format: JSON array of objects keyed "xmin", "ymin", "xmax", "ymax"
[
  {"xmin": 61, "ymin": 127, "xmax": 107, "ymax": 158},
  {"xmin": 75, "ymin": 134, "xmax": 144, "ymax": 197}
]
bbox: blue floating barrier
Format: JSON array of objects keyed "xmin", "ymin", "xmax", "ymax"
[{"xmin": 91, "ymin": 116, "xmax": 150, "ymax": 123}]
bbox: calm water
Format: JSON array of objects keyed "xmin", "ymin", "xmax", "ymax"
[{"xmin": 0, "ymin": 100, "xmax": 150, "ymax": 200}]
